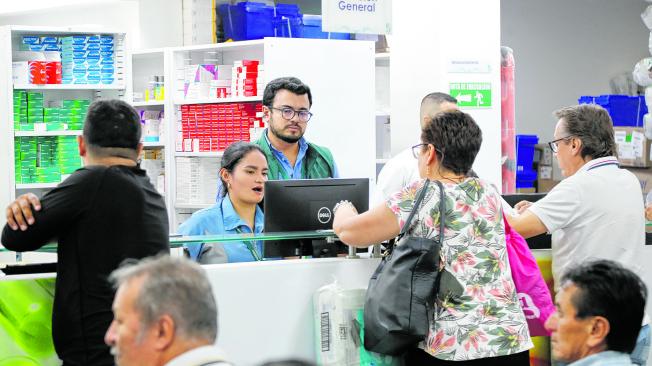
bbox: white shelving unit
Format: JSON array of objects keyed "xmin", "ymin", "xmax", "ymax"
[
  {"xmin": 174, "ymin": 96, "xmax": 262, "ymax": 105},
  {"xmin": 128, "ymin": 48, "xmax": 172, "ymax": 224},
  {"xmin": 0, "ymin": 26, "xmax": 128, "ymax": 233},
  {"xmin": 163, "ymin": 38, "xmax": 375, "ymax": 229},
  {"xmin": 15, "ymin": 130, "xmax": 83, "ymax": 137}
]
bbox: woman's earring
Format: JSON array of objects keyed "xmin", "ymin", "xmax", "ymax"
[{"xmin": 228, "ymin": 182, "xmax": 232, "ymax": 189}]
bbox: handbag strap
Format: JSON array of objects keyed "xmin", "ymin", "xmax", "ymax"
[
  {"xmin": 434, "ymin": 180, "xmax": 445, "ymax": 247},
  {"xmin": 399, "ymin": 179, "xmax": 431, "ymax": 237},
  {"xmin": 398, "ymin": 179, "xmax": 446, "ymax": 243}
]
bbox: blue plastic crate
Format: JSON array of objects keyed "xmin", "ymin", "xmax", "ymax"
[
  {"xmin": 218, "ymin": 2, "xmax": 275, "ymax": 41},
  {"xmin": 516, "ymin": 169, "xmax": 537, "ymax": 189},
  {"xmin": 578, "ymin": 94, "xmax": 647, "ymax": 127},
  {"xmin": 301, "ymin": 14, "xmax": 350, "ymax": 40},
  {"xmin": 275, "ymin": 3, "xmax": 302, "ymax": 38},
  {"xmin": 516, "ymin": 134, "xmax": 539, "ymax": 174}
]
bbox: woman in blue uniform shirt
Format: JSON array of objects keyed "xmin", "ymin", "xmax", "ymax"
[{"xmin": 178, "ymin": 141, "xmax": 268, "ymax": 263}]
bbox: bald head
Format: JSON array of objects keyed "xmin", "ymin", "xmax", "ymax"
[{"xmin": 420, "ymin": 92, "xmax": 458, "ymax": 128}]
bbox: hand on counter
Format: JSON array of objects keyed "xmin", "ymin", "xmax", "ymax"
[
  {"xmin": 514, "ymin": 200, "xmax": 533, "ymax": 215},
  {"xmin": 6, "ymin": 193, "xmax": 41, "ymax": 231}
]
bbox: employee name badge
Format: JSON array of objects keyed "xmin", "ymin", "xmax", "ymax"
[{"xmin": 322, "ymin": 0, "xmax": 392, "ymax": 34}]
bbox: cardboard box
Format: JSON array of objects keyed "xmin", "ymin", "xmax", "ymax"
[
  {"xmin": 538, "ymin": 165, "xmax": 553, "ymax": 180},
  {"xmin": 537, "ymin": 179, "xmax": 560, "ymax": 193},
  {"xmin": 627, "ymin": 167, "xmax": 652, "ymax": 194},
  {"xmin": 614, "ymin": 127, "xmax": 652, "ymax": 168}
]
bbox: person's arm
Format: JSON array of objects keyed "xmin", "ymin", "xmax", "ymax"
[
  {"xmin": 2, "ymin": 170, "xmax": 91, "ymax": 251},
  {"xmin": 507, "ymin": 180, "xmax": 579, "ymax": 239},
  {"xmin": 333, "ymin": 202, "xmax": 400, "ymax": 247},
  {"xmin": 506, "ymin": 210, "xmax": 548, "ymax": 239}
]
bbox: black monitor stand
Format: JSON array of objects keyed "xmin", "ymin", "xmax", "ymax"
[{"xmin": 263, "ymin": 238, "xmax": 349, "ymax": 258}]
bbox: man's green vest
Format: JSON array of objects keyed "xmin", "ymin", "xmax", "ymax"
[{"xmin": 254, "ymin": 131, "xmax": 336, "ymax": 180}]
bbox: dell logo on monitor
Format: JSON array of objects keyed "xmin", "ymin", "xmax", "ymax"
[{"xmin": 317, "ymin": 207, "xmax": 332, "ymax": 224}]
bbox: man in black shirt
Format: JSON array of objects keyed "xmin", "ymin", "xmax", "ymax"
[{"xmin": 2, "ymin": 99, "xmax": 170, "ymax": 366}]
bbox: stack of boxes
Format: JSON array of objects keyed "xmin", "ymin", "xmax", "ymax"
[
  {"xmin": 13, "ymin": 91, "xmax": 27, "ymax": 131},
  {"xmin": 176, "ymin": 157, "xmax": 219, "ymax": 204},
  {"xmin": 534, "ymin": 144, "xmax": 560, "ymax": 193},
  {"xmin": 61, "ymin": 35, "xmax": 114, "ymax": 85},
  {"xmin": 231, "ymin": 60, "xmax": 264, "ymax": 98},
  {"xmin": 177, "ymin": 102, "xmax": 263, "ymax": 152},
  {"xmin": 13, "ymin": 91, "xmax": 90, "ymax": 131},
  {"xmin": 14, "ymin": 136, "xmax": 81, "ymax": 184}
]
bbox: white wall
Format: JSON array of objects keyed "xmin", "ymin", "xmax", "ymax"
[
  {"xmin": 0, "ymin": 0, "xmax": 184, "ymax": 50},
  {"xmin": 501, "ymin": 0, "xmax": 649, "ymax": 142},
  {"xmin": 391, "ymin": 0, "xmax": 502, "ymax": 187}
]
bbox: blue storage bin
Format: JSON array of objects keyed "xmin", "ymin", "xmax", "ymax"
[
  {"xmin": 516, "ymin": 134, "xmax": 539, "ymax": 174},
  {"xmin": 516, "ymin": 170, "xmax": 537, "ymax": 189},
  {"xmin": 301, "ymin": 14, "xmax": 350, "ymax": 40},
  {"xmin": 275, "ymin": 3, "xmax": 302, "ymax": 38},
  {"xmin": 578, "ymin": 94, "xmax": 647, "ymax": 127},
  {"xmin": 218, "ymin": 2, "xmax": 275, "ymax": 41}
]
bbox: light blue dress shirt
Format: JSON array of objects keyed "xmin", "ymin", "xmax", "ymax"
[
  {"xmin": 178, "ymin": 194, "xmax": 264, "ymax": 263},
  {"xmin": 568, "ymin": 351, "xmax": 636, "ymax": 366}
]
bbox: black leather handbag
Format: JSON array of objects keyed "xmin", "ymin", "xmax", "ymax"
[{"xmin": 363, "ymin": 179, "xmax": 446, "ymax": 355}]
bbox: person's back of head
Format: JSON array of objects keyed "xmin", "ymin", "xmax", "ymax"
[
  {"xmin": 83, "ymin": 99, "xmax": 142, "ymax": 161},
  {"xmin": 553, "ymin": 104, "xmax": 616, "ymax": 161},
  {"xmin": 421, "ymin": 110, "xmax": 482, "ymax": 175},
  {"xmin": 561, "ymin": 260, "xmax": 646, "ymax": 354},
  {"xmin": 106, "ymin": 255, "xmax": 218, "ymax": 366},
  {"xmin": 420, "ymin": 92, "xmax": 458, "ymax": 124}
]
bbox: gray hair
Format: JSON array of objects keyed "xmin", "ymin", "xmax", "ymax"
[
  {"xmin": 109, "ymin": 255, "xmax": 218, "ymax": 342},
  {"xmin": 554, "ymin": 104, "xmax": 616, "ymax": 160}
]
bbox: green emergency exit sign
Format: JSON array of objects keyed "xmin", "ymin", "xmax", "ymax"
[{"xmin": 449, "ymin": 82, "xmax": 492, "ymax": 108}]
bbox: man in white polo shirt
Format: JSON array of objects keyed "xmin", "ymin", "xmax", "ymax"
[
  {"xmin": 508, "ymin": 104, "xmax": 649, "ymax": 365},
  {"xmin": 373, "ymin": 92, "xmax": 457, "ymax": 203}
]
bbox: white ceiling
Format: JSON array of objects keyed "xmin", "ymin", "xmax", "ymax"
[{"xmin": 0, "ymin": 0, "xmax": 137, "ymax": 15}]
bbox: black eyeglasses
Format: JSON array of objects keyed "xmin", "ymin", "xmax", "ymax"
[
  {"xmin": 411, "ymin": 143, "xmax": 428, "ymax": 159},
  {"xmin": 269, "ymin": 106, "xmax": 313, "ymax": 122},
  {"xmin": 548, "ymin": 136, "xmax": 573, "ymax": 153}
]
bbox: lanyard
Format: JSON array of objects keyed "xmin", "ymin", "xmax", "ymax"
[{"xmin": 234, "ymin": 226, "xmax": 262, "ymax": 261}]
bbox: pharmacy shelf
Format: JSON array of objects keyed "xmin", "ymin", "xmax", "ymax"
[
  {"xmin": 175, "ymin": 152, "xmax": 223, "ymax": 157},
  {"xmin": 169, "ymin": 39, "xmax": 264, "ymax": 53},
  {"xmin": 375, "ymin": 52, "xmax": 390, "ymax": 61},
  {"xmin": 175, "ymin": 203, "xmax": 214, "ymax": 210},
  {"xmin": 13, "ymin": 84, "xmax": 126, "ymax": 90},
  {"xmin": 174, "ymin": 96, "xmax": 262, "ymax": 105},
  {"xmin": 143, "ymin": 141, "xmax": 165, "ymax": 148},
  {"xmin": 132, "ymin": 100, "xmax": 164, "ymax": 107},
  {"xmin": 15, "ymin": 130, "xmax": 82, "ymax": 137},
  {"xmin": 16, "ymin": 183, "xmax": 59, "ymax": 189}
]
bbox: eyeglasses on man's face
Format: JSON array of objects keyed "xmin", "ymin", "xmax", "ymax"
[
  {"xmin": 548, "ymin": 136, "xmax": 573, "ymax": 153},
  {"xmin": 269, "ymin": 106, "xmax": 313, "ymax": 122}
]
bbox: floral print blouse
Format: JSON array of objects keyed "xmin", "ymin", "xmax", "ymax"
[{"xmin": 387, "ymin": 178, "xmax": 533, "ymax": 360}]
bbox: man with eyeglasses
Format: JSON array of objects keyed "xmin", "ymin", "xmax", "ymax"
[
  {"xmin": 373, "ymin": 92, "xmax": 457, "ymax": 203},
  {"xmin": 253, "ymin": 76, "xmax": 337, "ymax": 180},
  {"xmin": 507, "ymin": 104, "xmax": 649, "ymax": 365}
]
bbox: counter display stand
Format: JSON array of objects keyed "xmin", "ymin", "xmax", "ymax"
[{"xmin": 0, "ymin": 231, "xmax": 381, "ymax": 365}]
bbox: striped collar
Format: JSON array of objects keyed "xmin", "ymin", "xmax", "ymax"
[{"xmin": 578, "ymin": 156, "xmax": 620, "ymax": 173}]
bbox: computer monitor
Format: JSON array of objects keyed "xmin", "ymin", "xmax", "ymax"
[{"xmin": 263, "ymin": 178, "xmax": 369, "ymax": 258}]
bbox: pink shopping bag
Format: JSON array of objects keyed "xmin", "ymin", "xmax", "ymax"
[{"xmin": 503, "ymin": 215, "xmax": 555, "ymax": 336}]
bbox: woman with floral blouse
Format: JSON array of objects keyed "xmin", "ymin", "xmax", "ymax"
[{"xmin": 333, "ymin": 110, "xmax": 532, "ymax": 365}]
